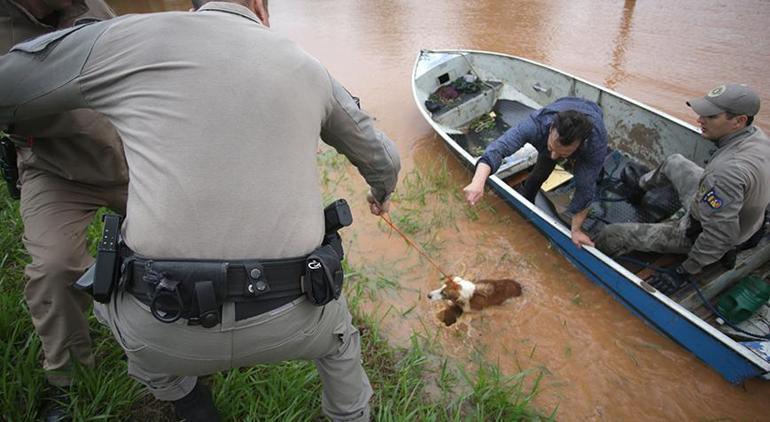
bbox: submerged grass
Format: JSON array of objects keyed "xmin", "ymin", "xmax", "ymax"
[
  {"xmin": 377, "ymin": 155, "xmax": 475, "ymax": 258},
  {"xmin": 0, "ymin": 151, "xmax": 553, "ymax": 420}
]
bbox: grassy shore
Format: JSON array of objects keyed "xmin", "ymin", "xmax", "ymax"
[{"xmin": 0, "ymin": 152, "xmax": 553, "ymax": 421}]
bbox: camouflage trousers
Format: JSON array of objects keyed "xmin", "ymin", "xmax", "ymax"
[{"xmin": 595, "ymin": 154, "xmax": 703, "ymax": 256}]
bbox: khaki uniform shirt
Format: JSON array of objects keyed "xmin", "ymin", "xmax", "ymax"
[
  {"xmin": 0, "ymin": 0, "xmax": 127, "ymax": 185},
  {"xmin": 684, "ymin": 125, "xmax": 770, "ymax": 273},
  {"xmin": 0, "ymin": 2, "xmax": 400, "ymax": 260}
]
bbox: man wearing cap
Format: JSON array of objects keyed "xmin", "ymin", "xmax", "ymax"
[{"xmin": 596, "ymin": 84, "xmax": 770, "ymax": 295}]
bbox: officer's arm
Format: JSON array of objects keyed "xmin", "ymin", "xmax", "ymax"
[
  {"xmin": 681, "ymin": 170, "xmax": 745, "ymax": 274},
  {"xmin": 320, "ymin": 74, "xmax": 400, "ymax": 204},
  {"xmin": 0, "ymin": 23, "xmax": 108, "ymax": 127}
]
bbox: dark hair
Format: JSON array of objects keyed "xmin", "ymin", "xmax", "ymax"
[
  {"xmin": 724, "ymin": 112, "xmax": 754, "ymax": 127},
  {"xmin": 551, "ymin": 110, "xmax": 593, "ymax": 145}
]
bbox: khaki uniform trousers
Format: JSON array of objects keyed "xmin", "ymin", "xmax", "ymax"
[
  {"xmin": 95, "ymin": 291, "xmax": 372, "ymax": 422},
  {"xmin": 595, "ymin": 154, "xmax": 703, "ymax": 256},
  {"xmin": 20, "ymin": 168, "xmax": 127, "ymax": 386}
]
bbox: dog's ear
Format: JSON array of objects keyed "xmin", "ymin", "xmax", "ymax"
[{"xmin": 437, "ymin": 303, "xmax": 464, "ymax": 326}]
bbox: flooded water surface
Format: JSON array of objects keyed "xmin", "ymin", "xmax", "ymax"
[{"xmin": 109, "ymin": 1, "xmax": 770, "ymax": 420}]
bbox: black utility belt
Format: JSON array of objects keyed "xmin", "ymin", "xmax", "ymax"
[
  {"xmin": 85, "ymin": 200, "xmax": 352, "ymax": 327},
  {"xmin": 124, "ymin": 243, "xmax": 344, "ymax": 328}
]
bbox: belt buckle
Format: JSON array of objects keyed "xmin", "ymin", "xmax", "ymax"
[{"xmin": 245, "ymin": 263, "xmax": 270, "ymax": 296}]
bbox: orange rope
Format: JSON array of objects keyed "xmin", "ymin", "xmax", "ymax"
[{"xmin": 380, "ymin": 213, "xmax": 453, "ymax": 282}]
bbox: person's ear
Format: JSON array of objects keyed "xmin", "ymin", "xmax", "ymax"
[{"xmin": 251, "ymin": 0, "xmax": 270, "ymax": 27}]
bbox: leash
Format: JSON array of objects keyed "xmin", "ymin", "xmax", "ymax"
[{"xmin": 379, "ymin": 213, "xmax": 454, "ymax": 283}]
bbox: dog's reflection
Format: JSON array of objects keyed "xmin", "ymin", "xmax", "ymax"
[{"xmin": 428, "ymin": 276, "xmax": 522, "ymax": 326}]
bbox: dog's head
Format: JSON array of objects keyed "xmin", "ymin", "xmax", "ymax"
[{"xmin": 427, "ymin": 276, "xmax": 475, "ymax": 305}]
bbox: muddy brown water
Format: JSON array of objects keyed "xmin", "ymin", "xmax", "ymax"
[{"xmin": 109, "ymin": 1, "xmax": 770, "ymax": 420}]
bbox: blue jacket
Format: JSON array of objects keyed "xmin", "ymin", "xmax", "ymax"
[{"xmin": 479, "ymin": 97, "xmax": 608, "ymax": 214}]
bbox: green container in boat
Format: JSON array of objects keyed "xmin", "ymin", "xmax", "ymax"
[{"xmin": 716, "ymin": 275, "xmax": 770, "ymax": 324}]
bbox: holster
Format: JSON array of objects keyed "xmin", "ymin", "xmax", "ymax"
[
  {"xmin": 684, "ymin": 215, "xmax": 702, "ymax": 241},
  {"xmin": 92, "ymin": 214, "xmax": 123, "ymax": 303},
  {"xmin": 303, "ymin": 242, "xmax": 344, "ymax": 306},
  {"xmin": 301, "ymin": 199, "xmax": 352, "ymax": 306},
  {"xmin": 0, "ymin": 136, "xmax": 20, "ymax": 199}
]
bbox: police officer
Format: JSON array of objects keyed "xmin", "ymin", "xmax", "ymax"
[
  {"xmin": 0, "ymin": 1, "xmax": 400, "ymax": 420},
  {"xmin": 463, "ymin": 97, "xmax": 608, "ymax": 248},
  {"xmin": 596, "ymin": 84, "xmax": 770, "ymax": 294},
  {"xmin": 0, "ymin": 0, "xmax": 127, "ymax": 419}
]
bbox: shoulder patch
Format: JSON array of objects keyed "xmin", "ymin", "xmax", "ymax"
[{"xmin": 701, "ymin": 187, "xmax": 723, "ymax": 209}]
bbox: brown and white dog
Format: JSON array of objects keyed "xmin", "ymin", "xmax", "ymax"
[{"xmin": 428, "ymin": 276, "xmax": 522, "ymax": 326}]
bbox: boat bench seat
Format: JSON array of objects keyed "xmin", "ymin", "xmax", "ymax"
[{"xmin": 433, "ymin": 81, "xmax": 503, "ymax": 128}]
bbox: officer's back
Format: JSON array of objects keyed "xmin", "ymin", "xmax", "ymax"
[{"xmin": 73, "ymin": 6, "xmax": 342, "ymax": 259}]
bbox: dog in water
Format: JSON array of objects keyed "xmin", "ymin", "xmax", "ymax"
[{"xmin": 427, "ymin": 276, "xmax": 523, "ymax": 326}]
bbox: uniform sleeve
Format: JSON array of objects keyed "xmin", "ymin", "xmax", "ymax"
[
  {"xmin": 478, "ymin": 114, "xmax": 542, "ymax": 173},
  {"xmin": 681, "ymin": 170, "xmax": 745, "ymax": 274},
  {"xmin": 0, "ymin": 23, "xmax": 108, "ymax": 127},
  {"xmin": 320, "ymin": 74, "xmax": 401, "ymax": 203}
]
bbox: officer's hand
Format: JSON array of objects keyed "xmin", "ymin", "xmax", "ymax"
[
  {"xmin": 648, "ymin": 265, "xmax": 690, "ymax": 296},
  {"xmin": 463, "ymin": 180, "xmax": 485, "ymax": 206},
  {"xmin": 367, "ymin": 191, "xmax": 390, "ymax": 215},
  {"xmin": 571, "ymin": 229, "xmax": 595, "ymax": 249}
]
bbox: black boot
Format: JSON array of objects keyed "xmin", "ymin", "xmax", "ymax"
[
  {"xmin": 41, "ymin": 385, "xmax": 71, "ymax": 422},
  {"xmin": 173, "ymin": 381, "xmax": 221, "ymax": 422}
]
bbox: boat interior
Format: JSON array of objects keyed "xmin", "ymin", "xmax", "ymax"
[{"xmin": 415, "ymin": 51, "xmax": 770, "ymax": 343}]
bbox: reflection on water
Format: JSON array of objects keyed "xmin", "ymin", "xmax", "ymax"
[
  {"xmin": 108, "ymin": 1, "xmax": 769, "ymax": 420},
  {"xmin": 605, "ymin": 0, "xmax": 636, "ymax": 89}
]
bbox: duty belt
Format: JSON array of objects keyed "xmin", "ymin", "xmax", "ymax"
[{"xmin": 125, "ymin": 255, "xmax": 306, "ymax": 327}]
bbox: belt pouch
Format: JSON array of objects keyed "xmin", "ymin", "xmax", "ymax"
[
  {"xmin": 141, "ymin": 260, "xmax": 226, "ymax": 320},
  {"xmin": 303, "ymin": 244, "xmax": 343, "ymax": 306}
]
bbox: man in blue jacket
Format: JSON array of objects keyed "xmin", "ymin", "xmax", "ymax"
[{"xmin": 464, "ymin": 97, "xmax": 608, "ymax": 248}]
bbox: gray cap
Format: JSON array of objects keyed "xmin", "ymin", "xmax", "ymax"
[{"xmin": 687, "ymin": 84, "xmax": 760, "ymax": 117}]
